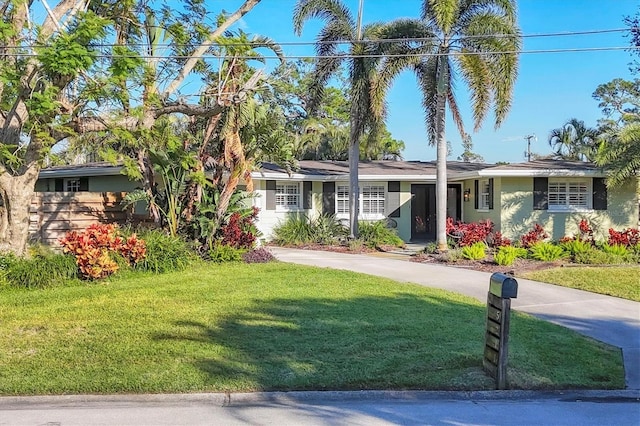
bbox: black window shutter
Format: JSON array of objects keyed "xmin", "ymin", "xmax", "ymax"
[
  {"xmin": 322, "ymin": 182, "xmax": 335, "ymax": 215},
  {"xmin": 303, "ymin": 181, "xmax": 312, "ymax": 209},
  {"xmin": 266, "ymin": 180, "xmax": 276, "ymax": 211},
  {"xmin": 488, "ymin": 178, "xmax": 494, "ymax": 210},
  {"xmin": 387, "ymin": 181, "xmax": 401, "ymax": 218},
  {"xmin": 474, "ymin": 180, "xmax": 479, "ymax": 209},
  {"xmin": 55, "ymin": 179, "xmax": 63, "ymax": 192},
  {"xmin": 593, "ymin": 177, "xmax": 608, "ymax": 210},
  {"xmin": 79, "ymin": 177, "xmax": 89, "ymax": 191},
  {"xmin": 533, "ymin": 177, "xmax": 548, "ymax": 210}
]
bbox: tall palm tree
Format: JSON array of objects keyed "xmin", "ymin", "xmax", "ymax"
[
  {"xmin": 293, "ymin": 0, "xmax": 428, "ymax": 238},
  {"xmin": 548, "ymin": 118, "xmax": 599, "ymax": 161},
  {"xmin": 412, "ymin": 0, "xmax": 520, "ymax": 250}
]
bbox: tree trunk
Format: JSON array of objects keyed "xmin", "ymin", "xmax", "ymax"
[
  {"xmin": 0, "ymin": 165, "xmax": 41, "ymax": 256},
  {"xmin": 435, "ymin": 55, "xmax": 449, "ymax": 252},
  {"xmin": 348, "ymin": 114, "xmax": 360, "ymax": 239}
]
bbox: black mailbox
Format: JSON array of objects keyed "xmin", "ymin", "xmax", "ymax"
[{"xmin": 489, "ymin": 273, "xmax": 518, "ymax": 299}]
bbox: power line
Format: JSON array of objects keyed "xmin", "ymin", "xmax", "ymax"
[
  {"xmin": 1, "ymin": 45, "xmax": 638, "ymax": 60},
  {"xmin": 0, "ymin": 27, "xmax": 630, "ymax": 50}
]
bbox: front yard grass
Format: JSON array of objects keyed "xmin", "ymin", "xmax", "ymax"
[
  {"xmin": 0, "ymin": 263, "xmax": 624, "ymax": 395},
  {"xmin": 523, "ymin": 266, "xmax": 640, "ymax": 301}
]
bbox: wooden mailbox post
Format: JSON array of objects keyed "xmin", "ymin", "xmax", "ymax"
[{"xmin": 483, "ymin": 272, "xmax": 518, "ymax": 390}]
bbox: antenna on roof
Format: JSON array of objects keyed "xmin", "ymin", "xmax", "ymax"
[{"xmin": 524, "ymin": 134, "xmax": 536, "ymax": 162}]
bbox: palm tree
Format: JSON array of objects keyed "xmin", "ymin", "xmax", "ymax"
[
  {"xmin": 408, "ymin": 0, "xmax": 520, "ymax": 251},
  {"xmin": 548, "ymin": 118, "xmax": 599, "ymax": 161},
  {"xmin": 293, "ymin": 0, "xmax": 428, "ymax": 238},
  {"xmin": 596, "ymin": 121, "xmax": 640, "ymax": 187}
]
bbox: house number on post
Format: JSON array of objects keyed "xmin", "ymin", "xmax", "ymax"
[{"xmin": 483, "ymin": 273, "xmax": 518, "ymax": 390}]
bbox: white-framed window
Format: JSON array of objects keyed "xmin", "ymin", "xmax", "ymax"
[
  {"xmin": 275, "ymin": 183, "xmax": 300, "ymax": 210},
  {"xmin": 337, "ymin": 185, "xmax": 349, "ymax": 214},
  {"xmin": 362, "ymin": 184, "xmax": 385, "ymax": 215},
  {"xmin": 548, "ymin": 179, "xmax": 590, "ymax": 210},
  {"xmin": 336, "ymin": 182, "xmax": 386, "ymax": 219},
  {"xmin": 479, "ymin": 179, "xmax": 491, "ymax": 210},
  {"xmin": 65, "ymin": 179, "xmax": 81, "ymax": 192}
]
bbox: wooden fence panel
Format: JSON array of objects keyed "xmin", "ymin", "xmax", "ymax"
[{"xmin": 29, "ymin": 192, "xmax": 132, "ymax": 246}]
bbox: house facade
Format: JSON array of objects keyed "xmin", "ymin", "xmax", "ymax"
[
  {"xmin": 252, "ymin": 160, "xmax": 639, "ymax": 243},
  {"xmin": 33, "ymin": 160, "xmax": 639, "ymax": 245}
]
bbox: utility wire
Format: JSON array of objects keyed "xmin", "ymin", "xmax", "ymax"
[
  {"xmin": 0, "ymin": 27, "xmax": 631, "ymax": 50},
  {"xmin": 1, "ymin": 45, "xmax": 638, "ymax": 60}
]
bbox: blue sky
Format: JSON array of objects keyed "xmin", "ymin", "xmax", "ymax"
[{"xmin": 228, "ymin": 0, "xmax": 638, "ymax": 163}]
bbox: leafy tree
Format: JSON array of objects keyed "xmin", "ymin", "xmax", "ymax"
[
  {"xmin": 0, "ymin": 0, "xmax": 262, "ymax": 256},
  {"xmin": 0, "ymin": 1, "xmax": 110, "ymax": 256},
  {"xmin": 293, "ymin": 0, "xmax": 423, "ymax": 237},
  {"xmin": 624, "ymin": 11, "xmax": 639, "ymax": 74},
  {"xmin": 548, "ymin": 118, "xmax": 599, "ymax": 161},
  {"xmin": 400, "ymin": 0, "xmax": 520, "ymax": 251},
  {"xmin": 457, "ymin": 134, "xmax": 484, "ymax": 163},
  {"xmin": 596, "ymin": 122, "xmax": 640, "ymax": 187}
]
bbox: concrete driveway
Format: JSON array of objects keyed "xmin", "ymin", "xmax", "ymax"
[{"xmin": 270, "ymin": 247, "xmax": 640, "ymax": 390}]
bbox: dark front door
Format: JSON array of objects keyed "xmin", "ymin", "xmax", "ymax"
[{"xmin": 411, "ymin": 184, "xmax": 436, "ymax": 240}]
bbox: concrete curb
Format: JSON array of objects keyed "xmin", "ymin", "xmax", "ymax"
[{"xmin": 1, "ymin": 389, "xmax": 638, "ymax": 408}]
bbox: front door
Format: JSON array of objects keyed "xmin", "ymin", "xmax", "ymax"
[{"xmin": 411, "ymin": 184, "xmax": 436, "ymax": 241}]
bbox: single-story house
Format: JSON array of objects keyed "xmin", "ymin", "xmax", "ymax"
[
  {"xmin": 252, "ymin": 159, "xmax": 639, "ymax": 243},
  {"xmin": 33, "ymin": 159, "xmax": 639, "ymax": 244}
]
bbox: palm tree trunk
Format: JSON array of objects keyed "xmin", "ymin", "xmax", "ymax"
[
  {"xmin": 435, "ymin": 56, "xmax": 449, "ymax": 251},
  {"xmin": 348, "ymin": 115, "xmax": 360, "ymax": 239}
]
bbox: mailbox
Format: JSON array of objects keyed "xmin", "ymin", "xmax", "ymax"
[{"xmin": 489, "ymin": 272, "xmax": 518, "ymax": 299}]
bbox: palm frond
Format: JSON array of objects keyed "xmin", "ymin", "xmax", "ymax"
[
  {"xmin": 293, "ymin": 0, "xmax": 354, "ymax": 36},
  {"xmin": 414, "ymin": 57, "xmax": 439, "ymax": 145}
]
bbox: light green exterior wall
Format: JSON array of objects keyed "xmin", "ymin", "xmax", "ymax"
[
  {"xmin": 394, "ymin": 182, "xmax": 413, "ymax": 242},
  {"xmin": 489, "ymin": 177, "xmax": 638, "ymax": 241},
  {"xmin": 461, "ymin": 179, "xmax": 501, "ymax": 228}
]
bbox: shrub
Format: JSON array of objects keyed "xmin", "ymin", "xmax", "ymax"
[
  {"xmin": 446, "ymin": 218, "xmax": 494, "ymax": 247},
  {"xmin": 607, "ymin": 228, "xmax": 640, "ymax": 248},
  {"xmin": 441, "ymin": 248, "xmax": 463, "ymax": 263},
  {"xmin": 5, "ymin": 254, "xmax": 78, "ymax": 289},
  {"xmin": 272, "ymin": 215, "xmax": 314, "ymax": 246},
  {"xmin": 242, "ymin": 247, "xmax": 276, "ymax": 264},
  {"xmin": 528, "ymin": 242, "xmax": 566, "ymax": 262},
  {"xmin": 60, "ymin": 224, "xmax": 146, "ymax": 279},
  {"xmin": 574, "ymin": 248, "xmax": 628, "ymax": 265},
  {"xmin": 219, "ymin": 207, "xmax": 260, "ymax": 249},
  {"xmin": 494, "ymin": 246, "xmax": 527, "ymax": 266},
  {"xmin": 422, "ymin": 242, "xmax": 438, "ymax": 254},
  {"xmin": 358, "ymin": 221, "xmax": 404, "ymax": 249},
  {"xmin": 209, "ymin": 243, "xmax": 245, "ymax": 262},
  {"xmin": 348, "ymin": 238, "xmax": 365, "ymax": 252},
  {"xmin": 600, "ymin": 243, "xmax": 631, "ymax": 260},
  {"xmin": 489, "ymin": 231, "xmax": 511, "ymax": 247},
  {"xmin": 461, "ymin": 242, "xmax": 486, "ymax": 260},
  {"xmin": 312, "ymin": 214, "xmax": 347, "ymax": 245},
  {"xmin": 520, "ymin": 224, "xmax": 549, "ymax": 248},
  {"xmin": 132, "ymin": 229, "xmax": 196, "ymax": 274},
  {"xmin": 560, "ymin": 239, "xmax": 593, "ymax": 258}
]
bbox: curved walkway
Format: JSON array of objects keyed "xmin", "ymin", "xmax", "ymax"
[{"xmin": 271, "ymin": 247, "xmax": 640, "ymax": 390}]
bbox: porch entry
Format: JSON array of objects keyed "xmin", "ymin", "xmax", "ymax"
[{"xmin": 410, "ymin": 184, "xmax": 462, "ymax": 241}]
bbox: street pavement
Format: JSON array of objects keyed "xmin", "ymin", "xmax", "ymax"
[
  {"xmin": 1, "ymin": 247, "xmax": 639, "ymax": 425},
  {"xmin": 1, "ymin": 390, "xmax": 639, "ymax": 425}
]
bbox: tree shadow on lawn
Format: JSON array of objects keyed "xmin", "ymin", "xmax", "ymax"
[{"xmin": 153, "ymin": 292, "xmax": 624, "ymax": 392}]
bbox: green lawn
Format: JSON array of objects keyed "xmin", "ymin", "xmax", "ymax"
[
  {"xmin": 0, "ymin": 263, "xmax": 624, "ymax": 395},
  {"xmin": 523, "ymin": 266, "xmax": 640, "ymax": 301}
]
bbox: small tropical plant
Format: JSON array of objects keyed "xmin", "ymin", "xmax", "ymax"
[
  {"xmin": 520, "ymin": 224, "xmax": 549, "ymax": 248},
  {"xmin": 5, "ymin": 254, "xmax": 78, "ymax": 289},
  {"xmin": 446, "ymin": 218, "xmax": 494, "ymax": 247},
  {"xmin": 130, "ymin": 229, "xmax": 196, "ymax": 274},
  {"xmin": 208, "ymin": 243, "xmax": 245, "ymax": 263},
  {"xmin": 242, "ymin": 247, "xmax": 276, "ymax": 264},
  {"xmin": 461, "ymin": 242, "xmax": 486, "ymax": 260},
  {"xmin": 607, "ymin": 228, "xmax": 640, "ymax": 248},
  {"xmin": 560, "ymin": 238, "xmax": 593, "ymax": 259},
  {"xmin": 358, "ymin": 221, "xmax": 404, "ymax": 249},
  {"xmin": 60, "ymin": 224, "xmax": 146, "ymax": 279},
  {"xmin": 528, "ymin": 242, "xmax": 566, "ymax": 262},
  {"xmin": 494, "ymin": 246, "xmax": 527, "ymax": 266},
  {"xmin": 600, "ymin": 243, "xmax": 631, "ymax": 259},
  {"xmin": 272, "ymin": 214, "xmax": 315, "ymax": 246}
]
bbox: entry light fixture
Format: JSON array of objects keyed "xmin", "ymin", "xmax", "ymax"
[{"xmin": 464, "ymin": 188, "xmax": 471, "ymax": 202}]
